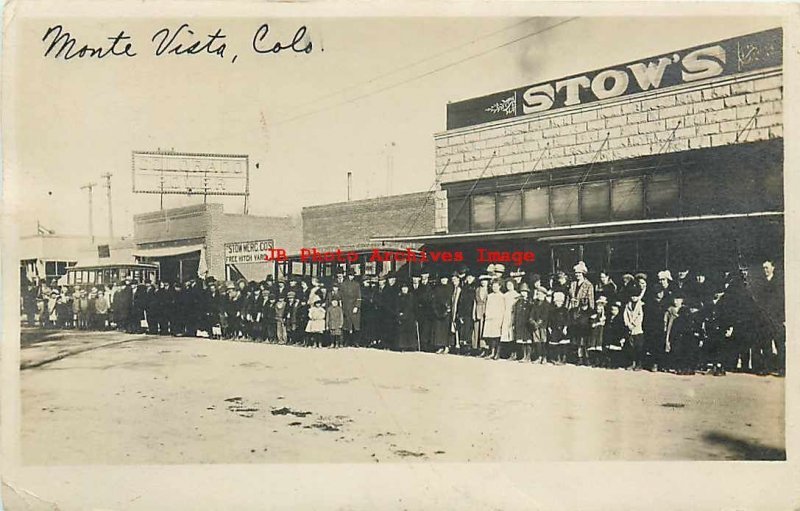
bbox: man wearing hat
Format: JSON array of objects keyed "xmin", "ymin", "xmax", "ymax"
[
  {"xmin": 340, "ymin": 268, "xmax": 362, "ymax": 347},
  {"xmin": 114, "ymin": 278, "xmax": 133, "ymax": 333},
  {"xmin": 432, "ymin": 274, "xmax": 453, "ymax": 354},
  {"xmin": 379, "ymin": 272, "xmax": 400, "ymax": 349},
  {"xmin": 413, "ymin": 273, "xmax": 434, "ymax": 351},
  {"xmin": 473, "ymin": 274, "xmax": 490, "ymax": 355},
  {"xmin": 457, "ymin": 272, "xmax": 477, "ymax": 355},
  {"xmin": 569, "ymin": 261, "xmax": 594, "ymax": 311}
]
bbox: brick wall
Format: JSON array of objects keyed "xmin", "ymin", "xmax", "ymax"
[
  {"xmin": 206, "ymin": 208, "xmax": 303, "ymax": 279},
  {"xmin": 134, "ymin": 203, "xmax": 303, "ymax": 280},
  {"xmin": 435, "ymin": 69, "xmax": 782, "ymax": 185},
  {"xmin": 302, "ymin": 191, "xmax": 436, "ymax": 248}
]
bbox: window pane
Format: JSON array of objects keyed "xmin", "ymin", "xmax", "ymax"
[
  {"xmin": 552, "ymin": 245, "xmax": 580, "ymax": 274},
  {"xmin": 471, "ymin": 194, "xmax": 496, "ymax": 231},
  {"xmin": 612, "ymin": 177, "xmax": 643, "ymax": 220},
  {"xmin": 496, "ymin": 191, "xmax": 522, "ymax": 229},
  {"xmin": 609, "ymin": 240, "xmax": 637, "ymax": 272},
  {"xmin": 45, "ymin": 261, "xmax": 56, "ymax": 276},
  {"xmin": 447, "ymin": 196, "xmax": 470, "ymax": 233},
  {"xmin": 646, "ymin": 171, "xmax": 679, "ymax": 218},
  {"xmin": 523, "ymin": 187, "xmax": 549, "ymax": 227},
  {"xmin": 637, "ymin": 239, "xmax": 668, "ymax": 274},
  {"xmin": 580, "ymin": 182, "xmax": 610, "ymax": 222},
  {"xmin": 761, "ymin": 163, "xmax": 783, "ymax": 211},
  {"xmin": 681, "ymin": 168, "xmax": 717, "ymax": 216},
  {"xmin": 582, "ymin": 242, "xmax": 608, "ymax": 273},
  {"xmin": 550, "ymin": 186, "xmax": 579, "ymax": 225}
]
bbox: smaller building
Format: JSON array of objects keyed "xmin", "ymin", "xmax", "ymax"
[
  {"xmin": 20, "ymin": 233, "xmax": 133, "ymax": 284},
  {"xmin": 288, "ymin": 191, "xmax": 439, "ymax": 278},
  {"xmin": 133, "ymin": 203, "xmax": 302, "ymax": 282}
]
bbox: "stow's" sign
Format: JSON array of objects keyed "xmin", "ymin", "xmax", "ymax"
[{"xmin": 446, "ymin": 28, "xmax": 781, "ymax": 130}]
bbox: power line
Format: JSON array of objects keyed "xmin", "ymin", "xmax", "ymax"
[
  {"xmin": 275, "ymin": 18, "xmax": 578, "ymax": 126},
  {"xmin": 398, "ymin": 158, "xmax": 452, "ymax": 236},
  {"xmin": 278, "ymin": 18, "xmax": 538, "ymax": 118}
]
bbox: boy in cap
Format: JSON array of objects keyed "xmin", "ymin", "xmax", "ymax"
[
  {"xmin": 513, "ymin": 285, "xmax": 533, "ymax": 362},
  {"xmin": 326, "ymin": 297, "xmax": 344, "ymax": 348},
  {"xmin": 623, "ymin": 292, "xmax": 645, "ymax": 370},
  {"xmin": 528, "ymin": 287, "xmax": 550, "ymax": 363}
]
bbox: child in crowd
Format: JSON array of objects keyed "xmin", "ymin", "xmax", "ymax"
[
  {"xmin": 274, "ymin": 296, "xmax": 288, "ymax": 344},
  {"xmin": 305, "ymin": 299, "xmax": 326, "ymax": 348},
  {"xmin": 548, "ymin": 291, "xmax": 569, "ymax": 364},
  {"xmin": 513, "ymin": 286, "xmax": 532, "ymax": 362},
  {"xmin": 587, "ymin": 296, "xmax": 607, "ymax": 366},
  {"xmin": 327, "ymin": 298, "xmax": 344, "ymax": 348},
  {"xmin": 528, "ymin": 288, "xmax": 550, "ymax": 363},
  {"xmin": 623, "ymin": 293, "xmax": 645, "ymax": 370},
  {"xmin": 603, "ymin": 301, "xmax": 626, "ymax": 368},
  {"xmin": 571, "ymin": 297, "xmax": 592, "ymax": 365},
  {"xmin": 483, "ymin": 280, "xmax": 505, "ymax": 360}
]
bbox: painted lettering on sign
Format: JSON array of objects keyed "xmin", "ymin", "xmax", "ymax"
[
  {"xmin": 447, "ymin": 28, "xmax": 781, "ymax": 130},
  {"xmin": 224, "ymin": 239, "xmax": 275, "ymax": 265}
]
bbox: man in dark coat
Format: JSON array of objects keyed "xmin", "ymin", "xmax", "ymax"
[
  {"xmin": 114, "ymin": 278, "xmax": 133, "ymax": 332},
  {"xmin": 456, "ymin": 273, "xmax": 477, "ymax": 354},
  {"xmin": 340, "ymin": 270, "xmax": 362, "ymax": 346},
  {"xmin": 702, "ymin": 287, "xmax": 735, "ymax": 375},
  {"xmin": 432, "ymin": 275, "xmax": 453, "ymax": 353},
  {"xmin": 380, "ymin": 274, "xmax": 400, "ymax": 349},
  {"xmin": 396, "ymin": 281, "xmax": 418, "ymax": 351},
  {"xmin": 414, "ymin": 273, "xmax": 434, "ymax": 351},
  {"xmin": 751, "ymin": 259, "xmax": 785, "ymax": 375}
]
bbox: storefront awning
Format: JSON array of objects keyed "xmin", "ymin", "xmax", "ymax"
[
  {"xmin": 133, "ymin": 244, "xmax": 204, "ymax": 258},
  {"xmin": 371, "ymin": 211, "xmax": 784, "ymax": 244}
]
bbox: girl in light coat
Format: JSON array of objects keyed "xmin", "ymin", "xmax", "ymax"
[
  {"xmin": 305, "ymin": 299, "xmax": 326, "ymax": 348},
  {"xmin": 483, "ymin": 281, "xmax": 506, "ymax": 360}
]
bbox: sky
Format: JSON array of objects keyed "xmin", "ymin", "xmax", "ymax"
[{"xmin": 7, "ymin": 14, "xmax": 781, "ymax": 238}]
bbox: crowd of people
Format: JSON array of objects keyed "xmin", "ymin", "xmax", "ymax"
[{"xmin": 20, "ymin": 259, "xmax": 785, "ymax": 376}]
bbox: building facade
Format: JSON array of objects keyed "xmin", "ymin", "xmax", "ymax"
[
  {"xmin": 378, "ymin": 28, "xmax": 783, "ymax": 279},
  {"xmin": 287, "ymin": 191, "xmax": 438, "ymax": 277},
  {"xmin": 133, "ymin": 203, "xmax": 302, "ymax": 282}
]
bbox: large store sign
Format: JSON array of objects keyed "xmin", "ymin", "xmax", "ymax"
[
  {"xmin": 132, "ymin": 151, "xmax": 248, "ymax": 196},
  {"xmin": 447, "ymin": 28, "xmax": 782, "ymax": 130}
]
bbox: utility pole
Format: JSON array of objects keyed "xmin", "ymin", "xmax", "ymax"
[
  {"xmin": 80, "ymin": 182, "xmax": 97, "ymax": 244},
  {"xmin": 347, "ymin": 171, "xmax": 352, "ymax": 201},
  {"xmin": 101, "ymin": 172, "xmax": 113, "ymax": 238},
  {"xmin": 385, "ymin": 141, "xmax": 395, "ymax": 197}
]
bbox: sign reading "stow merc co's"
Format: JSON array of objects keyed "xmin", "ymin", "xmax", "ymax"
[
  {"xmin": 225, "ymin": 239, "xmax": 274, "ymax": 265},
  {"xmin": 446, "ymin": 28, "xmax": 782, "ymax": 130}
]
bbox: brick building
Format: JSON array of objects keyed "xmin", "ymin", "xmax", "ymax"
[
  {"xmin": 283, "ymin": 191, "xmax": 438, "ymax": 278},
  {"xmin": 378, "ymin": 28, "xmax": 783, "ymax": 279},
  {"xmin": 133, "ymin": 203, "xmax": 302, "ymax": 282}
]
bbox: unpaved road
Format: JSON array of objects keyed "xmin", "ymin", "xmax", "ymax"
[{"xmin": 21, "ymin": 329, "xmax": 784, "ymax": 464}]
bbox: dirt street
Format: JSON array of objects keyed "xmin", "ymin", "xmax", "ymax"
[{"xmin": 21, "ymin": 329, "xmax": 784, "ymax": 464}]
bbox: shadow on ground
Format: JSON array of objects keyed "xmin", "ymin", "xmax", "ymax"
[{"xmin": 702, "ymin": 431, "xmax": 786, "ymax": 460}]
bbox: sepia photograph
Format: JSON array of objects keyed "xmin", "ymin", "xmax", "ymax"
[{"xmin": 1, "ymin": 2, "xmax": 797, "ymax": 509}]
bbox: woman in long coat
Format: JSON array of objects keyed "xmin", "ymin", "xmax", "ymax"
[
  {"xmin": 472, "ymin": 276, "xmax": 490, "ymax": 354},
  {"xmin": 396, "ymin": 282, "xmax": 418, "ymax": 351},
  {"xmin": 484, "ymin": 280, "xmax": 506, "ymax": 360},
  {"xmin": 431, "ymin": 276, "xmax": 453, "ymax": 353}
]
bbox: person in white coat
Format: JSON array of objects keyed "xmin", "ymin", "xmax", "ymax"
[
  {"xmin": 483, "ymin": 280, "xmax": 505, "ymax": 360},
  {"xmin": 501, "ymin": 279, "xmax": 520, "ymax": 359}
]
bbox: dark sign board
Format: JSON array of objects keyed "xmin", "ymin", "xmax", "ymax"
[
  {"xmin": 97, "ymin": 244, "xmax": 111, "ymax": 258},
  {"xmin": 446, "ymin": 28, "xmax": 782, "ymax": 130}
]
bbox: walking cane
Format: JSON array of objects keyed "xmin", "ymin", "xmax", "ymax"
[{"xmin": 416, "ymin": 321, "xmax": 421, "ymax": 352}]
